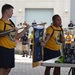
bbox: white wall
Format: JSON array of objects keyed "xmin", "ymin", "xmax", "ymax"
[
  {"xmin": 0, "ymin": 0, "xmax": 70, "ymax": 28},
  {"xmin": 71, "ymin": 0, "xmax": 75, "ymax": 24}
]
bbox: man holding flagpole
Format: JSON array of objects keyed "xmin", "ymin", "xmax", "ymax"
[{"xmin": 41, "ymin": 14, "xmax": 64, "ymax": 75}]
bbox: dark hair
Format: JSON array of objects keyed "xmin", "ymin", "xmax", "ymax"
[
  {"xmin": 52, "ymin": 14, "xmax": 60, "ymax": 21},
  {"xmin": 1, "ymin": 4, "xmax": 14, "ymax": 14}
]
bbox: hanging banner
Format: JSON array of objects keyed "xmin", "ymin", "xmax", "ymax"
[{"xmin": 32, "ymin": 26, "xmax": 44, "ymax": 67}]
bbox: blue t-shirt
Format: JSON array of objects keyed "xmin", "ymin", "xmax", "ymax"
[{"xmin": 21, "ymin": 35, "xmax": 28, "ymax": 45}]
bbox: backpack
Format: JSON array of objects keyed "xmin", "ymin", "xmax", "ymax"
[
  {"xmin": 50, "ymin": 25, "xmax": 63, "ymax": 38},
  {"xmin": 0, "ymin": 19, "xmax": 15, "ymax": 41},
  {"xmin": 0, "ymin": 19, "xmax": 15, "ymax": 31},
  {"xmin": 63, "ymin": 47, "xmax": 75, "ymax": 63}
]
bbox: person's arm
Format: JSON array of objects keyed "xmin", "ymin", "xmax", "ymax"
[
  {"xmin": 69, "ymin": 35, "xmax": 72, "ymax": 41},
  {"xmin": 41, "ymin": 26, "xmax": 53, "ymax": 46},
  {"xmin": 41, "ymin": 33, "xmax": 51, "ymax": 46},
  {"xmin": 60, "ymin": 34, "xmax": 65, "ymax": 43},
  {"xmin": 15, "ymin": 26, "xmax": 29, "ymax": 40},
  {"xmin": 0, "ymin": 30, "xmax": 11, "ymax": 37},
  {"xmin": 0, "ymin": 27, "xmax": 17, "ymax": 37}
]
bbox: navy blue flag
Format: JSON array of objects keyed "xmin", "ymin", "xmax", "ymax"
[{"xmin": 32, "ymin": 26, "xmax": 44, "ymax": 67}]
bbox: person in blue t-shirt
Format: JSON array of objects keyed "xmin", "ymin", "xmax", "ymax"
[{"xmin": 21, "ymin": 32, "xmax": 28, "ymax": 57}]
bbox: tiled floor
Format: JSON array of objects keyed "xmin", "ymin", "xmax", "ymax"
[{"xmin": 9, "ymin": 54, "xmax": 71, "ymax": 75}]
